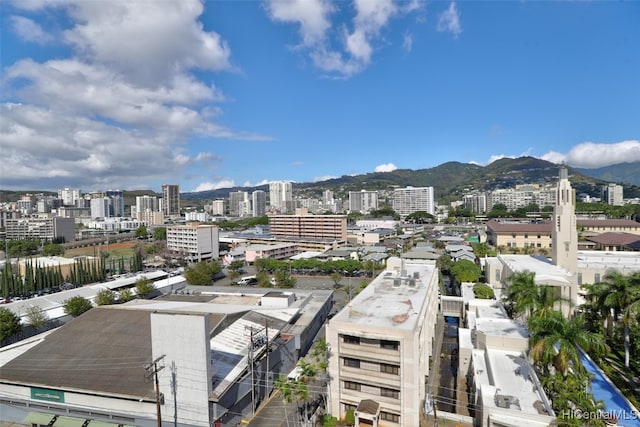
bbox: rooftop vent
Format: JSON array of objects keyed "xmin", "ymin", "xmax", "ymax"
[{"xmin": 393, "ymin": 278, "xmax": 401, "ymax": 288}]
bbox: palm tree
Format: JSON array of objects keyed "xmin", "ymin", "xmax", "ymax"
[
  {"xmin": 529, "ymin": 311, "xmax": 606, "ymax": 376},
  {"xmin": 504, "ymin": 271, "xmax": 570, "ymax": 324},
  {"xmin": 586, "ymin": 271, "xmax": 640, "ymax": 368}
]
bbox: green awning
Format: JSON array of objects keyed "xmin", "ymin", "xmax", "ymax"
[
  {"xmin": 53, "ymin": 416, "xmax": 87, "ymax": 427},
  {"xmin": 24, "ymin": 412, "xmax": 55, "ymax": 426},
  {"xmin": 87, "ymin": 421, "xmax": 120, "ymax": 427}
]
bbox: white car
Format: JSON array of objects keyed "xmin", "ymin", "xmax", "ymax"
[{"xmin": 237, "ymin": 276, "xmax": 257, "ymax": 286}]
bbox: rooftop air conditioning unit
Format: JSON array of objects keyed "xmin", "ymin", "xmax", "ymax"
[
  {"xmin": 393, "ymin": 278, "xmax": 401, "ymax": 288},
  {"xmin": 495, "ymin": 394, "xmax": 513, "ymax": 409}
]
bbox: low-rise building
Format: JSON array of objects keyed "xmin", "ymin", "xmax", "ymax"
[
  {"xmin": 166, "ymin": 223, "xmax": 219, "ymax": 262},
  {"xmin": 326, "ymin": 257, "xmax": 440, "ymax": 427}
]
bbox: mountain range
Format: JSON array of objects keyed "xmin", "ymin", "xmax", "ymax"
[
  {"xmin": 2, "ymin": 158, "xmax": 638, "ymax": 204},
  {"xmin": 182, "ymin": 157, "xmax": 640, "ymax": 202}
]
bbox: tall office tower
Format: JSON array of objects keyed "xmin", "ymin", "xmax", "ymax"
[
  {"xmin": 269, "ymin": 181, "xmax": 293, "ymax": 212},
  {"xmin": 136, "ymin": 195, "xmax": 159, "ymax": 213},
  {"xmin": 105, "ymin": 190, "xmax": 125, "ymax": 217},
  {"xmin": 90, "ymin": 197, "xmax": 110, "ymax": 219},
  {"xmin": 162, "ymin": 184, "xmax": 180, "ymax": 216},
  {"xmin": 602, "ymin": 183, "xmax": 624, "ymax": 206},
  {"xmin": 58, "ymin": 188, "xmax": 82, "ymax": 206},
  {"xmin": 392, "ymin": 186, "xmax": 435, "ymax": 216},
  {"xmin": 252, "ymin": 190, "xmax": 266, "ymax": 217},
  {"xmin": 463, "ymin": 192, "xmax": 488, "ymax": 214},
  {"xmin": 228, "ymin": 191, "xmax": 249, "ymax": 217},
  {"xmin": 348, "ymin": 190, "xmax": 379, "ymax": 214}
]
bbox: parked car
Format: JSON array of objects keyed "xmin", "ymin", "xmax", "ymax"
[{"xmin": 237, "ymin": 276, "xmax": 258, "ymax": 286}]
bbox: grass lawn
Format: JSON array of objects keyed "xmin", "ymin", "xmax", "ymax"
[{"xmin": 63, "ymin": 241, "xmax": 138, "ymax": 260}]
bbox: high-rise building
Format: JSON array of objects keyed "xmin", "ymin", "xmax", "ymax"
[
  {"xmin": 208, "ymin": 200, "xmax": 225, "ymax": 216},
  {"xmin": 392, "ymin": 186, "xmax": 435, "ymax": 216},
  {"xmin": 162, "ymin": 184, "xmax": 180, "ymax": 216},
  {"xmin": 136, "ymin": 195, "xmax": 159, "ymax": 213},
  {"xmin": 58, "ymin": 188, "xmax": 82, "ymax": 206},
  {"xmin": 90, "ymin": 197, "xmax": 110, "ymax": 219},
  {"xmin": 348, "ymin": 190, "xmax": 378, "ymax": 214},
  {"xmin": 602, "ymin": 183, "xmax": 624, "ymax": 206},
  {"xmin": 269, "ymin": 181, "xmax": 293, "ymax": 212},
  {"xmin": 105, "ymin": 190, "xmax": 125, "ymax": 217},
  {"xmin": 252, "ymin": 190, "xmax": 266, "ymax": 217},
  {"xmin": 229, "ymin": 191, "xmax": 250, "ymax": 217}
]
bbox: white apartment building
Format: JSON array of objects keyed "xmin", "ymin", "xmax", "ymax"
[
  {"xmin": 135, "ymin": 195, "xmax": 159, "ymax": 213},
  {"xmin": 487, "ymin": 184, "xmax": 555, "ymax": 212},
  {"xmin": 252, "ymin": 190, "xmax": 266, "ymax": 217},
  {"xmin": 392, "ymin": 186, "xmax": 435, "ymax": 217},
  {"xmin": 58, "ymin": 188, "xmax": 81, "ymax": 206},
  {"xmin": 5, "ymin": 216, "xmax": 75, "ymax": 243},
  {"xmin": 166, "ymin": 223, "xmax": 219, "ymax": 261},
  {"xmin": 326, "ymin": 257, "xmax": 440, "ymax": 427},
  {"xmin": 90, "ymin": 197, "xmax": 110, "ymax": 219},
  {"xmin": 463, "ymin": 192, "xmax": 488, "ymax": 214},
  {"xmin": 185, "ymin": 212, "xmax": 210, "ymax": 222},
  {"xmin": 602, "ymin": 183, "xmax": 624, "ymax": 206},
  {"xmin": 349, "ymin": 190, "xmax": 379, "ymax": 214},
  {"xmin": 208, "ymin": 200, "xmax": 225, "ymax": 216},
  {"xmin": 269, "ymin": 181, "xmax": 293, "ymax": 212}
]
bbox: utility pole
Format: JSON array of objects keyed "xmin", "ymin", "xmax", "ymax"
[
  {"xmin": 145, "ymin": 355, "xmax": 166, "ymax": 427},
  {"xmin": 246, "ymin": 326, "xmax": 255, "ymax": 415},
  {"xmin": 264, "ymin": 320, "xmax": 270, "ymax": 399},
  {"xmin": 170, "ymin": 361, "xmax": 177, "ymax": 427}
]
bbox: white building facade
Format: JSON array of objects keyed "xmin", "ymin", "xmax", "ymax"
[
  {"xmin": 392, "ymin": 186, "xmax": 435, "ymax": 217},
  {"xmin": 167, "ymin": 224, "xmax": 219, "ymax": 261},
  {"xmin": 326, "ymin": 257, "xmax": 440, "ymax": 427}
]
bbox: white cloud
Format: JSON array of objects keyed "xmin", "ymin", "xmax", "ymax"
[
  {"xmin": 242, "ymin": 179, "xmax": 271, "ymax": 187},
  {"xmin": 437, "ymin": 2, "xmax": 462, "ymax": 38},
  {"xmin": 62, "ymin": 0, "xmax": 233, "ymax": 86},
  {"xmin": 264, "ymin": 0, "xmax": 334, "ymax": 47},
  {"xmin": 192, "ymin": 180, "xmax": 236, "ymax": 192},
  {"xmin": 1, "ymin": 0, "xmax": 270, "ymax": 190},
  {"xmin": 311, "ymin": 175, "xmax": 338, "ymax": 182},
  {"xmin": 375, "ymin": 163, "xmax": 398, "ymax": 172},
  {"xmin": 265, "ymin": 0, "xmax": 420, "ymax": 78},
  {"xmin": 402, "ymin": 32, "xmax": 413, "ymax": 52},
  {"xmin": 9, "ymin": 15, "xmax": 53, "ymax": 44},
  {"xmin": 541, "ymin": 140, "xmax": 640, "ymax": 168}
]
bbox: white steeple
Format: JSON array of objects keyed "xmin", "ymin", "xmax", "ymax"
[{"xmin": 551, "ymin": 163, "xmax": 577, "ymax": 273}]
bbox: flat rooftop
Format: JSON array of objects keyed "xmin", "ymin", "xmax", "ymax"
[
  {"xmin": 332, "ymin": 261, "xmax": 438, "ymax": 330},
  {"xmin": 577, "ymin": 250, "xmax": 640, "ymax": 271},
  {"xmin": 498, "ymin": 254, "xmax": 573, "ymax": 285}
]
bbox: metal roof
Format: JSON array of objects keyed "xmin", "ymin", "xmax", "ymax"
[{"xmin": 1, "ymin": 307, "xmax": 155, "ymax": 399}]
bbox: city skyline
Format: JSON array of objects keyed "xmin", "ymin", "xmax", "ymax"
[{"xmin": 1, "ymin": 0, "xmax": 639, "ymax": 193}]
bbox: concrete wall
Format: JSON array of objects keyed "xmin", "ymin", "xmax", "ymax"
[{"xmin": 151, "ymin": 312, "xmax": 212, "ymax": 427}]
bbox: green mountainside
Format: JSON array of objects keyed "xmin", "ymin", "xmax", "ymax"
[{"xmin": 2, "ymin": 158, "xmax": 638, "ymax": 204}]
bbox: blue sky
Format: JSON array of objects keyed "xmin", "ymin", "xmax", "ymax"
[{"xmin": 1, "ymin": 0, "xmax": 639, "ymax": 193}]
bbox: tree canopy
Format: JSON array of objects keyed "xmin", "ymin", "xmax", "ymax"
[
  {"xmin": 185, "ymin": 260, "xmax": 223, "ymax": 286},
  {"xmin": 0, "ymin": 307, "xmax": 22, "ymax": 341},
  {"xmin": 450, "ymin": 259, "xmax": 481, "ymax": 283}
]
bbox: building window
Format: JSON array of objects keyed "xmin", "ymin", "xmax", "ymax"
[
  {"xmin": 344, "ymin": 358, "xmax": 360, "ymax": 368},
  {"xmin": 380, "ymin": 340, "xmax": 399, "ymax": 350},
  {"xmin": 380, "ymin": 387, "xmax": 399, "ymax": 399},
  {"xmin": 343, "ymin": 403, "xmax": 357, "ymax": 414},
  {"xmin": 381, "ymin": 412, "xmax": 400, "ymax": 423},
  {"xmin": 344, "ymin": 381, "xmax": 361, "ymax": 391},
  {"xmin": 380, "ymin": 363, "xmax": 399, "ymax": 374},
  {"xmin": 343, "ymin": 335, "xmax": 360, "ymax": 345},
  {"xmin": 594, "ymin": 273, "xmax": 600, "ymax": 283}
]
